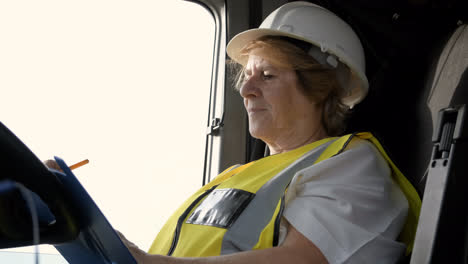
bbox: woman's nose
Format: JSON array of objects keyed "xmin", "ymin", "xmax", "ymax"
[{"xmin": 239, "ymin": 75, "xmax": 261, "ymax": 98}]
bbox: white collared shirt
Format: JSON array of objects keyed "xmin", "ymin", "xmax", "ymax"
[{"xmin": 279, "ymin": 139, "xmax": 409, "ymax": 264}]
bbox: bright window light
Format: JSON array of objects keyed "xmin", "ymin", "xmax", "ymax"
[{"xmin": 0, "ymin": 1, "xmax": 215, "ymax": 262}]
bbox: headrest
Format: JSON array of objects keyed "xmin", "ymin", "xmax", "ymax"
[{"xmin": 427, "ymin": 25, "xmax": 468, "ymax": 127}]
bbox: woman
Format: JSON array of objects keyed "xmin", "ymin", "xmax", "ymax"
[{"xmin": 119, "ymin": 2, "xmax": 421, "ymax": 263}]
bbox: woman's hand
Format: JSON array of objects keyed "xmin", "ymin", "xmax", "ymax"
[
  {"xmin": 116, "ymin": 230, "xmax": 151, "ymax": 263},
  {"xmin": 43, "ymin": 159, "xmax": 62, "ymax": 171}
]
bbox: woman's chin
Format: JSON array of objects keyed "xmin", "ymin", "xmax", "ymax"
[{"xmin": 249, "ymin": 127, "xmax": 269, "ymax": 140}]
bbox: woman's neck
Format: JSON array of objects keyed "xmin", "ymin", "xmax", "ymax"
[{"xmin": 266, "ymin": 127, "xmax": 328, "ymax": 155}]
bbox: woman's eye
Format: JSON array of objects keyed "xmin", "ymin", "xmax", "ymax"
[{"xmin": 262, "ymin": 72, "xmax": 274, "ymax": 80}]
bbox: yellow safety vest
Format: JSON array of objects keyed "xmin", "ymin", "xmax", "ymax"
[{"xmin": 148, "ymin": 132, "xmax": 421, "ymax": 257}]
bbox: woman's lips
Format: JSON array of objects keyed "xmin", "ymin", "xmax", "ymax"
[{"xmin": 247, "ymin": 108, "xmax": 266, "ymax": 114}]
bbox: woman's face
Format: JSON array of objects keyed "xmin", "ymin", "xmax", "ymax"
[{"xmin": 240, "ymin": 53, "xmax": 323, "ymax": 146}]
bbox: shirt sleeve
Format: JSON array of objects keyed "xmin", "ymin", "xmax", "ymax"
[{"xmin": 280, "ymin": 139, "xmax": 409, "ymax": 264}]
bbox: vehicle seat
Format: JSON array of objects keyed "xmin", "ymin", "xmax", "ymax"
[
  {"xmin": 348, "ymin": 24, "xmax": 468, "ymax": 263},
  {"xmin": 346, "ymin": 24, "xmax": 468, "ymax": 195},
  {"xmin": 409, "ymin": 24, "xmax": 468, "ymax": 263}
]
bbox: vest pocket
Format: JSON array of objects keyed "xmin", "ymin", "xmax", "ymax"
[{"xmin": 186, "ymin": 188, "xmax": 255, "ymax": 228}]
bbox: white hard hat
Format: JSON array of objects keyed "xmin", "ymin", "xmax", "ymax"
[{"xmin": 227, "ymin": 1, "xmax": 369, "ymax": 108}]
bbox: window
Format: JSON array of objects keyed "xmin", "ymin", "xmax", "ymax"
[{"xmin": 0, "ymin": 0, "xmax": 215, "ymax": 262}]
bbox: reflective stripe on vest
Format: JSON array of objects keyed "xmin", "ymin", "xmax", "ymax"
[{"xmin": 220, "ymin": 139, "xmax": 335, "ymax": 254}]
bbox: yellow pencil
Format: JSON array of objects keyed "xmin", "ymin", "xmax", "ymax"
[{"xmin": 69, "ymin": 159, "xmax": 89, "ymax": 170}]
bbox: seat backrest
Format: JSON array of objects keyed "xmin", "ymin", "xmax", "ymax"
[
  {"xmin": 410, "ymin": 25, "xmax": 468, "ymax": 263},
  {"xmin": 346, "ymin": 24, "xmax": 468, "ymax": 195},
  {"xmin": 427, "ymin": 25, "xmax": 468, "ymax": 122},
  {"xmin": 347, "ymin": 24, "xmax": 468, "ymax": 263}
]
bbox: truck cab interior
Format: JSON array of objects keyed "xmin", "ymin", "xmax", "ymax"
[{"xmin": 1, "ymin": 0, "xmax": 467, "ymax": 263}]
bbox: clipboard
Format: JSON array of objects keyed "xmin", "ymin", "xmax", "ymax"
[
  {"xmin": 0, "ymin": 122, "xmax": 136, "ymax": 263},
  {"xmin": 52, "ymin": 157, "xmax": 137, "ymax": 264}
]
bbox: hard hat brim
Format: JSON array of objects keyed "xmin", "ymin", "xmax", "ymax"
[{"xmin": 227, "ymin": 28, "xmax": 324, "ymax": 66}]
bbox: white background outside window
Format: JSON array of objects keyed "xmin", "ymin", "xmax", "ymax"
[{"xmin": 0, "ymin": 0, "xmax": 215, "ymax": 262}]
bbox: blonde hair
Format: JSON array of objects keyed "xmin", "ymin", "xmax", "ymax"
[{"xmin": 232, "ymin": 36, "xmax": 350, "ymax": 136}]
